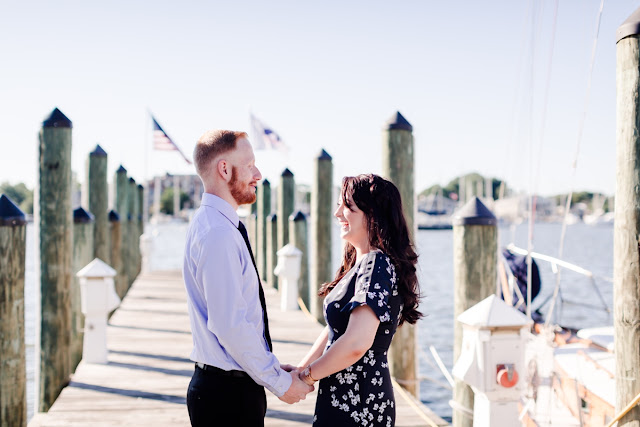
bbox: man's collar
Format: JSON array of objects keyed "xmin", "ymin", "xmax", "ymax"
[{"xmin": 200, "ymin": 193, "xmax": 239, "ymax": 228}]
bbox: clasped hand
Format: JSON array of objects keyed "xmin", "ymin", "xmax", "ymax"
[{"xmin": 278, "ymin": 364, "xmax": 314, "ymax": 404}]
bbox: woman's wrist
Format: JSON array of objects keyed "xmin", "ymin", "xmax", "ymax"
[{"xmin": 299, "ymin": 365, "xmax": 318, "ymax": 386}]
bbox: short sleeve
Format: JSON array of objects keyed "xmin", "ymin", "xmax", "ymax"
[{"xmin": 342, "ymin": 252, "xmax": 396, "ymax": 323}]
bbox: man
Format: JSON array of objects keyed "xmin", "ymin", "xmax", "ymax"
[{"xmin": 183, "ymin": 130, "xmax": 313, "ymax": 426}]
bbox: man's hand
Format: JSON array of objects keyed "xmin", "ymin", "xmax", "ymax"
[
  {"xmin": 278, "ymin": 371, "xmax": 314, "ymax": 404},
  {"xmin": 280, "ymin": 363, "xmax": 297, "ymax": 372}
]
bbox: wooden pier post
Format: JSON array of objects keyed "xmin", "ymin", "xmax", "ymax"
[
  {"xmin": 128, "ymin": 177, "xmax": 139, "ymax": 287},
  {"xmin": 114, "ymin": 166, "xmax": 128, "ymax": 296},
  {"xmin": 289, "ymin": 211, "xmax": 309, "ymax": 309},
  {"xmin": 137, "ymin": 184, "xmax": 144, "ymax": 275},
  {"xmin": 267, "ymin": 213, "xmax": 278, "ymax": 289},
  {"xmin": 381, "ymin": 111, "xmax": 417, "ymax": 396},
  {"xmin": 277, "ymin": 168, "xmax": 295, "ymax": 252},
  {"xmin": 108, "ymin": 210, "xmax": 125, "ymax": 299},
  {"xmin": 257, "ymin": 179, "xmax": 271, "ymax": 279},
  {"xmin": 87, "ymin": 144, "xmax": 108, "ymax": 262},
  {"xmin": 451, "ymin": 197, "xmax": 497, "ymax": 427},
  {"xmin": 37, "ymin": 108, "xmax": 73, "ymax": 411},
  {"xmin": 311, "ymin": 149, "xmax": 333, "ymax": 324},
  {"xmin": 153, "ymin": 176, "xmax": 161, "ymax": 218},
  {"xmin": 0, "ymin": 195, "xmax": 27, "ymax": 426},
  {"xmin": 71, "ymin": 207, "xmax": 94, "ymax": 372},
  {"xmin": 614, "ymin": 11, "xmax": 640, "ymax": 425}
]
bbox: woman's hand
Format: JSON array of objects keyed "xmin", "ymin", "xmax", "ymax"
[{"xmin": 280, "ymin": 363, "xmax": 298, "ymax": 372}]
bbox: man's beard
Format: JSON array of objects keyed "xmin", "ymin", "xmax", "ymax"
[{"xmin": 229, "ymin": 166, "xmax": 256, "ymax": 205}]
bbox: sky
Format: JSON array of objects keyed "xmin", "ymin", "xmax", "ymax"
[{"xmin": 1, "ymin": 0, "xmax": 638, "ymax": 197}]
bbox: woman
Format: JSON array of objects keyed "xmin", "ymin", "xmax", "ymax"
[{"xmin": 296, "ymin": 174, "xmax": 422, "ymax": 427}]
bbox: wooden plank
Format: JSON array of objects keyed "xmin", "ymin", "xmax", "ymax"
[{"xmin": 29, "ymin": 270, "xmax": 448, "ymax": 426}]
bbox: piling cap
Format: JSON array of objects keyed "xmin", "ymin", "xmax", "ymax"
[
  {"xmin": 269, "ymin": 213, "xmax": 278, "ymax": 221},
  {"xmin": 137, "ymin": 184, "xmax": 143, "ymax": 190},
  {"xmin": 0, "ymin": 194, "xmax": 26, "ymax": 226},
  {"xmin": 262, "ymin": 178, "xmax": 270, "ymax": 187},
  {"xmin": 129, "ymin": 177, "xmax": 136, "ymax": 184},
  {"xmin": 290, "ymin": 211, "xmax": 306, "ymax": 222},
  {"xmin": 43, "ymin": 108, "xmax": 72, "ymax": 128},
  {"xmin": 76, "ymin": 258, "xmax": 116, "ymax": 279},
  {"xmin": 617, "ymin": 6, "xmax": 640, "ymax": 42},
  {"xmin": 317, "ymin": 149, "xmax": 332, "ymax": 160},
  {"xmin": 116, "ymin": 165, "xmax": 127, "ymax": 174},
  {"xmin": 74, "ymin": 207, "xmax": 95, "ymax": 223},
  {"xmin": 386, "ymin": 111, "xmax": 413, "ymax": 132},
  {"xmin": 458, "ymin": 295, "xmax": 532, "ymax": 329},
  {"xmin": 281, "ymin": 168, "xmax": 294, "ymax": 177},
  {"xmin": 108, "ymin": 210, "xmax": 120, "ymax": 222},
  {"xmin": 90, "ymin": 144, "xmax": 107, "ymax": 157},
  {"xmin": 452, "ymin": 196, "xmax": 497, "ymax": 226}
]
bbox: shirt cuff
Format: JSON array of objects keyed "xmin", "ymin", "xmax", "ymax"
[{"xmin": 267, "ymin": 368, "xmax": 293, "ymax": 397}]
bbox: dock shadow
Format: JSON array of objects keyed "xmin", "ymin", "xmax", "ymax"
[
  {"xmin": 109, "ymin": 350, "xmax": 192, "ymax": 364},
  {"xmin": 266, "ymin": 409, "xmax": 314, "ymax": 423},
  {"xmin": 69, "ymin": 381, "xmax": 185, "ymax": 405},
  {"xmin": 107, "ymin": 360, "xmax": 194, "ymax": 377}
]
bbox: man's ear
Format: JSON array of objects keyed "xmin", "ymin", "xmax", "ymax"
[{"xmin": 217, "ymin": 159, "xmax": 231, "ymax": 182}]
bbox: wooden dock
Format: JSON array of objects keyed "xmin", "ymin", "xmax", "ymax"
[{"xmin": 29, "ymin": 270, "xmax": 448, "ymax": 426}]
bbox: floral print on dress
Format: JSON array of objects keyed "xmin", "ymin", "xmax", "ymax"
[{"xmin": 313, "ymin": 251, "xmax": 401, "ymax": 427}]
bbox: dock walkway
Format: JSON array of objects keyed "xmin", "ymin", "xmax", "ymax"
[{"xmin": 29, "ymin": 271, "xmax": 448, "ymax": 426}]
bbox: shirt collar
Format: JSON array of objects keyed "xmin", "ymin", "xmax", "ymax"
[{"xmin": 200, "ymin": 193, "xmax": 239, "ymax": 228}]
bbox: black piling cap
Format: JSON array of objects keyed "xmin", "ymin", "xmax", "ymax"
[
  {"xmin": 269, "ymin": 213, "xmax": 278, "ymax": 221},
  {"xmin": 129, "ymin": 177, "xmax": 136, "ymax": 184},
  {"xmin": 290, "ymin": 211, "xmax": 306, "ymax": 222},
  {"xmin": 452, "ymin": 197, "xmax": 497, "ymax": 226},
  {"xmin": 43, "ymin": 108, "xmax": 72, "ymax": 128},
  {"xmin": 617, "ymin": 6, "xmax": 640, "ymax": 42},
  {"xmin": 108, "ymin": 210, "xmax": 120, "ymax": 222},
  {"xmin": 0, "ymin": 194, "xmax": 26, "ymax": 226},
  {"xmin": 386, "ymin": 111, "xmax": 412, "ymax": 132},
  {"xmin": 262, "ymin": 178, "xmax": 270, "ymax": 187},
  {"xmin": 317, "ymin": 149, "xmax": 332, "ymax": 160},
  {"xmin": 90, "ymin": 144, "xmax": 107, "ymax": 157},
  {"xmin": 137, "ymin": 184, "xmax": 143, "ymax": 190},
  {"xmin": 73, "ymin": 207, "xmax": 95, "ymax": 223},
  {"xmin": 281, "ymin": 168, "xmax": 294, "ymax": 177},
  {"xmin": 116, "ymin": 165, "xmax": 127, "ymax": 174}
]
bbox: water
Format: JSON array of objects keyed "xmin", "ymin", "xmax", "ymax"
[{"xmin": 23, "ymin": 221, "xmax": 614, "ymax": 422}]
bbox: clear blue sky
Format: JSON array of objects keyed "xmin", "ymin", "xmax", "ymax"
[{"xmin": 1, "ymin": 0, "xmax": 637, "ymax": 197}]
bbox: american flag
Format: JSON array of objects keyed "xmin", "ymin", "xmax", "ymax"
[
  {"xmin": 250, "ymin": 113, "xmax": 288, "ymax": 152},
  {"xmin": 151, "ymin": 115, "xmax": 192, "ymax": 164}
]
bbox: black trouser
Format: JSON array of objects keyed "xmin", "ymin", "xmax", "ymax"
[{"xmin": 187, "ymin": 364, "xmax": 267, "ymax": 427}]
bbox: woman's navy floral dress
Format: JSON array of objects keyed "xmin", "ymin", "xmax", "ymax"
[{"xmin": 313, "ymin": 250, "xmax": 402, "ymax": 427}]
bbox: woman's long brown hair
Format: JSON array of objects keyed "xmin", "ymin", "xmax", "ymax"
[{"xmin": 318, "ymin": 174, "xmax": 422, "ymax": 325}]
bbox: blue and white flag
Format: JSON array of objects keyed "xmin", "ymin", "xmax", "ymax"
[{"xmin": 250, "ymin": 113, "xmax": 288, "ymax": 152}]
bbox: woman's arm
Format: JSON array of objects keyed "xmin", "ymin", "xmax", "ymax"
[
  {"xmin": 297, "ymin": 326, "xmax": 330, "ymax": 369},
  {"xmin": 301, "ymin": 305, "xmax": 379, "ymax": 382}
]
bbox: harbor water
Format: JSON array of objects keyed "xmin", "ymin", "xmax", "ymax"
[{"xmin": 23, "ymin": 221, "xmax": 614, "ymax": 422}]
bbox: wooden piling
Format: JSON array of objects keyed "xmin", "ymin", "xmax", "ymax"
[
  {"xmin": 267, "ymin": 213, "xmax": 278, "ymax": 289},
  {"xmin": 137, "ymin": 184, "xmax": 144, "ymax": 275},
  {"xmin": 87, "ymin": 144, "xmax": 108, "ymax": 262},
  {"xmin": 128, "ymin": 177, "xmax": 139, "ymax": 287},
  {"xmin": 0, "ymin": 195, "xmax": 27, "ymax": 427},
  {"xmin": 614, "ymin": 13, "xmax": 640, "ymax": 425},
  {"xmin": 381, "ymin": 112, "xmax": 417, "ymax": 396},
  {"xmin": 451, "ymin": 197, "xmax": 497, "ymax": 427},
  {"xmin": 71, "ymin": 207, "xmax": 94, "ymax": 373},
  {"xmin": 257, "ymin": 179, "xmax": 271, "ymax": 279},
  {"xmin": 277, "ymin": 168, "xmax": 295, "ymax": 252},
  {"xmin": 248, "ymin": 212, "xmax": 258, "ymax": 258},
  {"xmin": 108, "ymin": 210, "xmax": 125, "ymax": 299},
  {"xmin": 311, "ymin": 149, "xmax": 333, "ymax": 324},
  {"xmin": 289, "ymin": 211, "xmax": 309, "ymax": 309},
  {"xmin": 37, "ymin": 108, "xmax": 73, "ymax": 411},
  {"xmin": 114, "ymin": 166, "xmax": 128, "ymax": 297}
]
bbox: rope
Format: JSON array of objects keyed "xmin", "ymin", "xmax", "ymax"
[
  {"xmin": 546, "ymin": 0, "xmax": 606, "ymax": 327},
  {"xmin": 606, "ymin": 391, "xmax": 640, "ymax": 427}
]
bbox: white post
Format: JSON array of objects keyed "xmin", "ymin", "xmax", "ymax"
[
  {"xmin": 274, "ymin": 244, "xmax": 302, "ymax": 311},
  {"xmin": 77, "ymin": 258, "xmax": 121, "ymax": 364}
]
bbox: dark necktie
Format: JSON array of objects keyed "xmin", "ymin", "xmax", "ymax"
[{"xmin": 237, "ymin": 221, "xmax": 273, "ymax": 352}]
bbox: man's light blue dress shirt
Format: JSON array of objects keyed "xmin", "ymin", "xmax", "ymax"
[{"xmin": 183, "ymin": 193, "xmax": 292, "ymax": 396}]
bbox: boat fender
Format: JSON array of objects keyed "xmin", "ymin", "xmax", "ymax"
[{"xmin": 496, "ymin": 364, "xmax": 519, "ymax": 388}]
